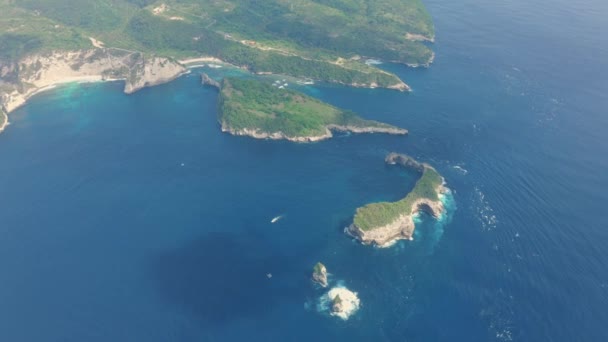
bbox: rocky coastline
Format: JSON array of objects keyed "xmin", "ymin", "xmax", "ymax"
[
  {"xmin": 0, "ymin": 49, "xmax": 188, "ymax": 115},
  {"xmin": 345, "ymin": 195, "xmax": 445, "ymax": 247},
  {"xmin": 345, "ymin": 153, "xmax": 447, "ymax": 247},
  {"xmin": 0, "ymin": 109, "xmax": 8, "ymax": 133},
  {"xmin": 201, "ymin": 73, "xmax": 221, "ymax": 89},
  {"xmin": 221, "ymin": 124, "xmax": 407, "ymax": 143}
]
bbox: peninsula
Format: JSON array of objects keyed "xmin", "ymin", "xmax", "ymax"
[
  {"xmin": 0, "ymin": 0, "xmax": 435, "ymax": 129},
  {"xmin": 215, "ymin": 77, "xmax": 407, "ymax": 142},
  {"xmin": 346, "ymin": 153, "xmax": 448, "ymax": 247}
]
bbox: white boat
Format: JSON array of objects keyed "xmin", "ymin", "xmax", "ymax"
[{"xmin": 271, "ymin": 215, "xmax": 283, "ymax": 223}]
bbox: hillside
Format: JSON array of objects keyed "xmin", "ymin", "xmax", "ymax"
[{"xmin": 0, "ymin": 0, "xmax": 434, "ymax": 104}]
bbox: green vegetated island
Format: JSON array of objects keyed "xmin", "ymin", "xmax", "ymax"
[
  {"xmin": 207, "ymin": 76, "xmax": 407, "ymax": 142},
  {"xmin": 346, "ymin": 153, "xmax": 447, "ymax": 247},
  {"xmin": 0, "ymin": 0, "xmax": 435, "ymax": 120}
]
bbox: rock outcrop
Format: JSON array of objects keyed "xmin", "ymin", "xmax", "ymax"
[
  {"xmin": 221, "ymin": 124, "xmax": 407, "ymax": 143},
  {"xmin": 385, "ymin": 152, "xmax": 425, "ymax": 172},
  {"xmin": 312, "ymin": 262, "xmax": 328, "ymax": 287},
  {"xmin": 200, "ymin": 73, "xmax": 221, "ymax": 89},
  {"xmin": 0, "ymin": 109, "xmax": 8, "ymax": 133},
  {"xmin": 345, "ymin": 153, "xmax": 447, "ymax": 247},
  {"xmin": 0, "ymin": 49, "xmax": 187, "ymax": 113}
]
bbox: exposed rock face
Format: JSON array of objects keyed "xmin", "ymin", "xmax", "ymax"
[
  {"xmin": 345, "ymin": 153, "xmax": 447, "ymax": 247},
  {"xmin": 0, "ymin": 109, "xmax": 8, "ymax": 133},
  {"xmin": 345, "ymin": 197, "xmax": 444, "ymax": 247},
  {"xmin": 385, "ymin": 152, "xmax": 425, "ymax": 172},
  {"xmin": 220, "ymin": 126, "xmax": 333, "ymax": 143},
  {"xmin": 331, "ymin": 295, "xmax": 343, "ymax": 314},
  {"xmin": 0, "ymin": 49, "xmax": 187, "ymax": 113},
  {"xmin": 312, "ymin": 262, "xmax": 328, "ymax": 287},
  {"xmin": 220, "ymin": 124, "xmax": 407, "ymax": 143},
  {"xmin": 201, "ymin": 73, "xmax": 221, "ymax": 89}
]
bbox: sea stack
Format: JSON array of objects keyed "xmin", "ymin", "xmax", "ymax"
[{"xmin": 312, "ymin": 262, "xmax": 328, "ymax": 287}]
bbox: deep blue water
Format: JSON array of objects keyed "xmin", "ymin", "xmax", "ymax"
[{"xmin": 1, "ymin": 0, "xmax": 607, "ymax": 341}]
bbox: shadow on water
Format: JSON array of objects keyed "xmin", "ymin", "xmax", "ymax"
[{"xmin": 148, "ymin": 231, "xmax": 299, "ymax": 326}]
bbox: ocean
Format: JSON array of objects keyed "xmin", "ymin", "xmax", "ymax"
[{"xmin": 0, "ymin": 0, "xmax": 607, "ymax": 340}]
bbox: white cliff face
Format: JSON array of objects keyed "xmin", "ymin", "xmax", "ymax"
[
  {"xmin": 346, "ymin": 187, "xmax": 446, "ymax": 247},
  {"xmin": 123, "ymin": 56, "xmax": 188, "ymax": 94},
  {"xmin": 220, "ymin": 124, "xmax": 407, "ymax": 143},
  {"xmin": 0, "ymin": 49, "xmax": 187, "ymax": 113}
]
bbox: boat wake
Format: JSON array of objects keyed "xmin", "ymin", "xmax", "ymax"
[{"xmin": 271, "ymin": 215, "xmax": 284, "ymax": 223}]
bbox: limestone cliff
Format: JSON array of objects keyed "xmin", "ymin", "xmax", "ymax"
[
  {"xmin": 0, "ymin": 49, "xmax": 187, "ymax": 114},
  {"xmin": 201, "ymin": 73, "xmax": 221, "ymax": 89},
  {"xmin": 345, "ymin": 153, "xmax": 447, "ymax": 247}
]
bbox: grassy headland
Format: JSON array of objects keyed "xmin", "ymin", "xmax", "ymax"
[
  {"xmin": 353, "ymin": 161, "xmax": 444, "ymax": 232},
  {"xmin": 217, "ymin": 77, "xmax": 406, "ymax": 141}
]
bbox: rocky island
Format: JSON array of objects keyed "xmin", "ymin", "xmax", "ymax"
[
  {"xmin": 346, "ymin": 153, "xmax": 448, "ymax": 247},
  {"xmin": 215, "ymin": 77, "xmax": 407, "ymax": 142},
  {"xmin": 312, "ymin": 262, "xmax": 328, "ymax": 287}
]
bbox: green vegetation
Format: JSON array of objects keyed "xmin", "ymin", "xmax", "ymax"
[
  {"xmin": 353, "ymin": 166, "xmax": 443, "ymax": 231},
  {"xmin": 0, "ymin": 0, "xmax": 435, "ymax": 88},
  {"xmin": 218, "ymin": 77, "xmax": 401, "ymax": 139}
]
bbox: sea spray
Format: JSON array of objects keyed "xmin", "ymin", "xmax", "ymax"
[{"xmin": 317, "ymin": 282, "xmax": 361, "ymax": 320}]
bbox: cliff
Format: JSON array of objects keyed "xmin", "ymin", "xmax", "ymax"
[
  {"xmin": 345, "ymin": 153, "xmax": 447, "ymax": 247},
  {"xmin": 0, "ymin": 49, "xmax": 187, "ymax": 114},
  {"xmin": 201, "ymin": 73, "xmax": 221, "ymax": 89},
  {"xmin": 0, "ymin": 109, "xmax": 8, "ymax": 133}
]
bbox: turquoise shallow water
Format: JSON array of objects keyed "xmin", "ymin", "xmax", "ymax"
[{"xmin": 1, "ymin": 0, "xmax": 608, "ymax": 341}]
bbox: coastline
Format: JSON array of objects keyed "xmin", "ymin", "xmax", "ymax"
[
  {"xmin": 345, "ymin": 154, "xmax": 448, "ymax": 247},
  {"xmin": 0, "ymin": 110, "xmax": 8, "ymax": 133},
  {"xmin": 345, "ymin": 186, "xmax": 446, "ymax": 247},
  {"xmin": 221, "ymin": 124, "xmax": 407, "ymax": 143},
  {"xmin": 0, "ymin": 49, "xmax": 418, "ymax": 136}
]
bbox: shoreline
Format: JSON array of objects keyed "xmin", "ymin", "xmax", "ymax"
[
  {"xmin": 0, "ymin": 110, "xmax": 8, "ymax": 133},
  {"xmin": 222, "ymin": 124, "xmax": 407, "ymax": 143},
  {"xmin": 2, "ymin": 54, "xmax": 238, "ymax": 115}
]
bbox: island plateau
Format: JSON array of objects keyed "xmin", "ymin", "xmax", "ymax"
[
  {"xmin": 0, "ymin": 0, "xmax": 435, "ymax": 129},
  {"xmin": 213, "ymin": 77, "xmax": 407, "ymax": 142},
  {"xmin": 346, "ymin": 153, "xmax": 448, "ymax": 247}
]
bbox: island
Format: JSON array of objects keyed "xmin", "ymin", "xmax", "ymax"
[
  {"xmin": 215, "ymin": 77, "xmax": 407, "ymax": 142},
  {"xmin": 0, "ymin": 0, "xmax": 435, "ymax": 133},
  {"xmin": 345, "ymin": 153, "xmax": 448, "ymax": 247},
  {"xmin": 312, "ymin": 262, "xmax": 328, "ymax": 288}
]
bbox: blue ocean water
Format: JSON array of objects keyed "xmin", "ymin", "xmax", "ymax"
[{"xmin": 1, "ymin": 0, "xmax": 607, "ymax": 340}]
